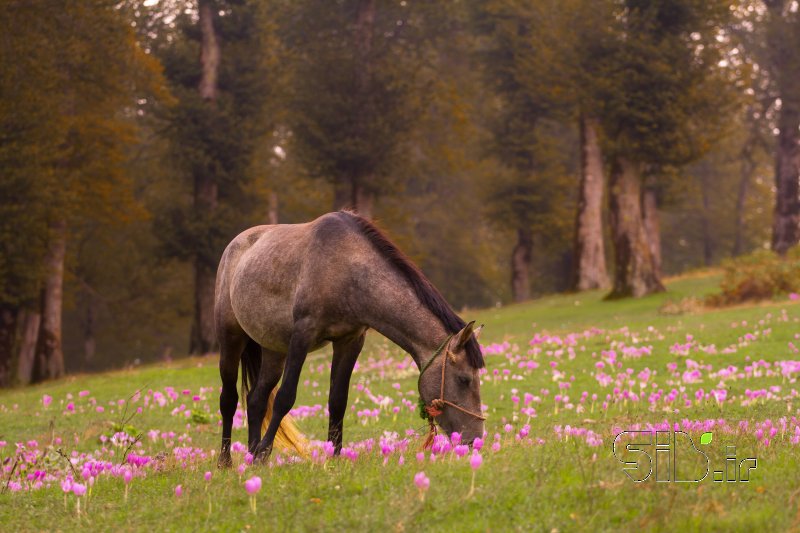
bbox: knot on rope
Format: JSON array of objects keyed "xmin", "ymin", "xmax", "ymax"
[{"xmin": 426, "ymin": 399, "xmax": 444, "ymax": 418}]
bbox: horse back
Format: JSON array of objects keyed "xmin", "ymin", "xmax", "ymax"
[{"xmin": 218, "ymin": 213, "xmax": 375, "ymax": 351}]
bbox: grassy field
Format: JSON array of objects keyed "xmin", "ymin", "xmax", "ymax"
[{"xmin": 4, "ymin": 271, "xmax": 800, "ymax": 531}]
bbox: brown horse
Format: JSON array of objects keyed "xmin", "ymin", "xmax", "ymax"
[{"xmin": 215, "ymin": 210, "xmax": 485, "ymax": 466}]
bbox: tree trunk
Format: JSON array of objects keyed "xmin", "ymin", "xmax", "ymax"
[
  {"xmin": 698, "ymin": 173, "xmax": 714, "ymax": 266},
  {"xmin": 16, "ymin": 308, "xmax": 40, "ymax": 385},
  {"xmin": 268, "ymin": 190, "xmax": 279, "ymax": 225},
  {"xmin": 511, "ymin": 228, "xmax": 533, "ymax": 303},
  {"xmin": 33, "ymin": 219, "xmax": 67, "ymax": 382},
  {"xmin": 733, "ymin": 148, "xmax": 754, "ymax": 256},
  {"xmin": 771, "ymin": 104, "xmax": 800, "ymax": 255},
  {"xmin": 190, "ymin": 0, "xmax": 221, "ymax": 355},
  {"xmin": 333, "ymin": 182, "xmax": 351, "ymax": 212},
  {"xmin": 571, "ymin": 115, "xmax": 609, "ymax": 291},
  {"xmin": 353, "ymin": 182, "xmax": 375, "ymax": 220},
  {"xmin": 198, "ymin": 0, "xmax": 220, "ymax": 102},
  {"xmin": 83, "ymin": 290, "xmax": 97, "ymax": 368},
  {"xmin": 641, "ymin": 186, "xmax": 663, "ymax": 277},
  {"xmin": 607, "ymin": 157, "xmax": 665, "ymax": 298},
  {"xmin": 767, "ymin": 2, "xmax": 800, "ymax": 255},
  {"xmin": 350, "ymin": 0, "xmax": 377, "ymax": 220},
  {"xmin": 0, "ymin": 306, "xmax": 17, "ymax": 387}
]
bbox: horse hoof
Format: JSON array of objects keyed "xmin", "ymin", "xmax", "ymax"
[
  {"xmin": 217, "ymin": 453, "xmax": 233, "ymax": 469},
  {"xmin": 254, "ymin": 444, "xmax": 273, "ymax": 464}
]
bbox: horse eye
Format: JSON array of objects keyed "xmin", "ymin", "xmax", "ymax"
[{"xmin": 458, "ymin": 374, "xmax": 472, "ymax": 387}]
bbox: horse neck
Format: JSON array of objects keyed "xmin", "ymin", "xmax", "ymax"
[{"xmin": 362, "ymin": 281, "xmax": 451, "ymax": 371}]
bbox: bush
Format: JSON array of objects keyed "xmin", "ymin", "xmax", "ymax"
[{"xmin": 706, "ymin": 249, "xmax": 800, "ymax": 307}]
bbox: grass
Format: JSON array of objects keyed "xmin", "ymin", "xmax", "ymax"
[{"xmin": 4, "ymin": 271, "xmax": 800, "ymax": 531}]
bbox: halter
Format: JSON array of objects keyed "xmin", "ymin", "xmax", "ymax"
[{"xmin": 417, "ymin": 334, "xmax": 486, "ymax": 449}]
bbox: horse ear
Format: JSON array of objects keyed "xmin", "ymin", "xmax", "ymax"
[
  {"xmin": 473, "ymin": 324, "xmax": 484, "ymax": 340},
  {"xmin": 454, "ymin": 321, "xmax": 476, "ymax": 348}
]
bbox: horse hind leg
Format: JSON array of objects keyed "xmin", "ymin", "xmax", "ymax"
[
  {"xmin": 254, "ymin": 326, "xmax": 313, "ymax": 462},
  {"xmin": 217, "ymin": 325, "xmax": 248, "ymax": 469}
]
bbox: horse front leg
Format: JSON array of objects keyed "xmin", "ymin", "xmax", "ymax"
[
  {"xmin": 328, "ymin": 333, "xmax": 366, "ymax": 455},
  {"xmin": 253, "ymin": 328, "xmax": 312, "ymax": 462}
]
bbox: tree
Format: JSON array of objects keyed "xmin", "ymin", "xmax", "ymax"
[
  {"xmin": 0, "ymin": 1, "xmax": 165, "ymax": 384},
  {"xmin": 599, "ymin": 0, "xmax": 735, "ymax": 297},
  {"xmin": 477, "ymin": 0, "xmax": 579, "ymax": 302},
  {"xmin": 763, "ymin": 0, "xmax": 800, "ymax": 254},
  {"xmin": 157, "ymin": 0, "xmax": 279, "ymax": 354},
  {"xmin": 281, "ymin": 0, "xmax": 423, "ymax": 219}
]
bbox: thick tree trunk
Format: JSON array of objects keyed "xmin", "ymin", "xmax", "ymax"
[
  {"xmin": 268, "ymin": 190, "xmax": 279, "ymax": 225},
  {"xmin": 767, "ymin": 1, "xmax": 800, "ymax": 255},
  {"xmin": 189, "ymin": 0, "xmax": 221, "ymax": 355},
  {"xmin": 511, "ymin": 228, "xmax": 533, "ymax": 303},
  {"xmin": 607, "ymin": 157, "xmax": 664, "ymax": 298},
  {"xmin": 190, "ymin": 262, "xmax": 217, "ymax": 354},
  {"xmin": 571, "ymin": 116, "xmax": 609, "ymax": 291},
  {"xmin": 641, "ymin": 187, "xmax": 663, "ymax": 276},
  {"xmin": 733, "ymin": 149, "xmax": 754, "ymax": 256},
  {"xmin": 771, "ymin": 105, "xmax": 800, "ymax": 255},
  {"xmin": 32, "ymin": 219, "xmax": 67, "ymax": 382},
  {"xmin": 16, "ymin": 308, "xmax": 40, "ymax": 385},
  {"xmin": 0, "ymin": 306, "xmax": 17, "ymax": 387}
]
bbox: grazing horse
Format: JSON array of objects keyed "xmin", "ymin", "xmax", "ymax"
[{"xmin": 215, "ymin": 210, "xmax": 485, "ymax": 466}]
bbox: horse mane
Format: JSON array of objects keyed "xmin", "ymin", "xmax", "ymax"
[{"xmin": 340, "ymin": 210, "xmax": 484, "ymax": 369}]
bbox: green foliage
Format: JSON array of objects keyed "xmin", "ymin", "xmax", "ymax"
[
  {"xmin": 707, "ymin": 249, "xmax": 800, "ymax": 306},
  {"xmin": 279, "ymin": 0, "xmax": 424, "ymax": 196},
  {"xmin": 156, "ymin": 1, "xmax": 280, "ymax": 268},
  {"xmin": 599, "ymin": 0, "xmax": 737, "ymax": 166}
]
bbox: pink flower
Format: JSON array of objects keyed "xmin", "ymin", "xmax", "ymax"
[
  {"xmin": 123, "ymin": 470, "xmax": 133, "ymax": 484},
  {"xmin": 470, "ymin": 453, "xmax": 483, "ymax": 470},
  {"xmin": 244, "ymin": 476, "xmax": 262, "ymax": 495},
  {"xmin": 790, "ymin": 293, "xmax": 799, "ymax": 301},
  {"xmin": 415, "ymin": 452, "xmax": 425, "ymax": 463},
  {"xmin": 42, "ymin": 395, "xmax": 52, "ymax": 408},
  {"xmin": 66, "ymin": 402, "xmax": 75, "ymax": 412},
  {"xmin": 61, "ymin": 479, "xmax": 72, "ymax": 493},
  {"xmin": 414, "ymin": 471, "xmax": 430, "ymax": 491},
  {"xmin": 454, "ymin": 445, "xmax": 469, "ymax": 458},
  {"xmin": 204, "ymin": 471, "xmax": 212, "ymax": 482},
  {"xmin": 472, "ymin": 437, "xmax": 483, "ymax": 451},
  {"xmin": 175, "ymin": 484, "xmax": 183, "ymax": 497},
  {"xmin": 79, "ymin": 390, "xmax": 90, "ymax": 397},
  {"xmin": 72, "ymin": 483, "xmax": 87, "ymax": 496}
]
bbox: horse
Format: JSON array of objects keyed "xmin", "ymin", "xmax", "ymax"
[{"xmin": 215, "ymin": 210, "xmax": 485, "ymax": 466}]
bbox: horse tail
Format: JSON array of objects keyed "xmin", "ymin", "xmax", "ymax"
[
  {"xmin": 241, "ymin": 338, "xmax": 308, "ymax": 457},
  {"xmin": 262, "ymin": 388, "xmax": 309, "ymax": 457}
]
